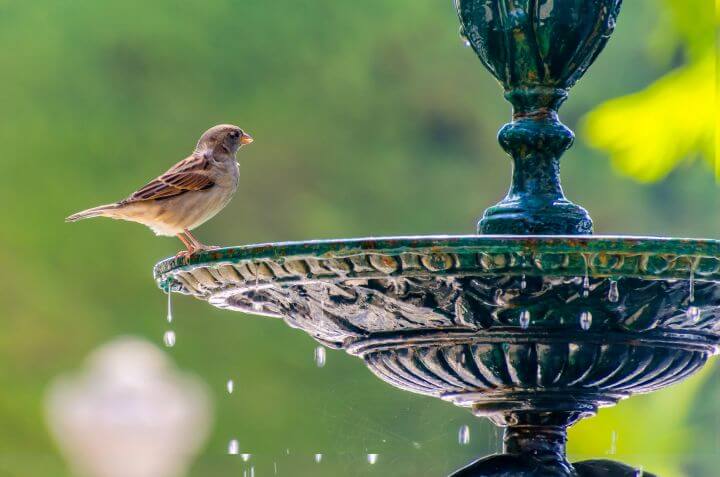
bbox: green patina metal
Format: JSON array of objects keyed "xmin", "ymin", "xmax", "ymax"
[
  {"xmin": 153, "ymin": 1, "xmax": 718, "ymax": 476},
  {"xmin": 458, "ymin": 0, "xmax": 623, "ymax": 235}
]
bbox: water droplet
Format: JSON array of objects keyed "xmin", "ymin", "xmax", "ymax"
[
  {"xmin": 689, "ymin": 269, "xmax": 695, "ymax": 303},
  {"xmin": 285, "ymin": 448, "xmax": 291, "ymax": 455},
  {"xmin": 609, "ymin": 431, "xmax": 617, "ymax": 455},
  {"xmin": 458, "ymin": 425, "xmax": 470, "ymax": 445},
  {"xmin": 228, "ymin": 439, "xmax": 239, "ymax": 455},
  {"xmin": 459, "ymin": 27, "xmax": 471, "ymax": 47},
  {"xmin": 314, "ymin": 346, "xmax": 326, "ymax": 368},
  {"xmin": 226, "ymin": 379, "xmax": 234, "ymax": 394},
  {"xmin": 241, "ymin": 453, "xmax": 252, "ymax": 462},
  {"xmin": 581, "ymin": 254, "xmax": 590, "ymax": 297},
  {"xmin": 314, "ymin": 453, "xmax": 323, "ymax": 463},
  {"xmin": 166, "ymin": 291, "xmax": 173, "ymax": 323},
  {"xmin": 412, "ymin": 441, "xmax": 421, "ymax": 449},
  {"xmin": 163, "ymin": 330, "xmax": 176, "ymax": 347},
  {"xmin": 274, "ymin": 462, "xmax": 278, "ymax": 474},
  {"xmin": 608, "ymin": 280, "xmax": 619, "ymax": 303},
  {"xmin": 519, "ymin": 310, "xmax": 531, "ymax": 329},
  {"xmin": 686, "ymin": 306, "xmax": 700, "ymax": 321},
  {"xmin": 520, "ymin": 274, "xmax": 527, "ymax": 290},
  {"xmin": 580, "ymin": 311, "xmax": 592, "ymax": 331},
  {"xmin": 367, "ymin": 454, "xmax": 379, "ymax": 464}
]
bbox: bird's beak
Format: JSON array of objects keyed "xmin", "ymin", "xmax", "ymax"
[{"xmin": 240, "ymin": 133, "xmax": 254, "ymax": 145}]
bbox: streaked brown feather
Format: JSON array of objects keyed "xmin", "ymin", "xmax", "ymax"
[{"xmin": 122, "ymin": 154, "xmax": 215, "ymax": 203}]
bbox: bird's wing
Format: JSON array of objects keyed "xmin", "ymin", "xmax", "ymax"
[{"xmin": 122, "ymin": 154, "xmax": 215, "ymax": 203}]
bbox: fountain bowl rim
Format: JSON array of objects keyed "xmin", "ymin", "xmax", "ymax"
[{"xmin": 154, "ymin": 234, "xmax": 720, "ymax": 279}]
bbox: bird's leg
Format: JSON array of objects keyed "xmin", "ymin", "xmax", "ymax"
[
  {"xmin": 184, "ymin": 229, "xmax": 219, "ymax": 251},
  {"xmin": 175, "ymin": 233, "xmax": 196, "ymax": 259}
]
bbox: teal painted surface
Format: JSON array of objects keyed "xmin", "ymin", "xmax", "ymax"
[
  {"xmin": 155, "ymin": 234, "xmax": 718, "ymax": 476},
  {"xmin": 456, "ymin": 0, "xmax": 623, "ymax": 235}
]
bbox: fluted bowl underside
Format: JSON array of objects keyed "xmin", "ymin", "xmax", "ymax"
[{"xmin": 155, "ymin": 235, "xmax": 720, "ymax": 411}]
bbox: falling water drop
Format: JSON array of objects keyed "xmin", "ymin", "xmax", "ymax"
[
  {"xmin": 241, "ymin": 453, "xmax": 252, "ymax": 462},
  {"xmin": 249, "ymin": 467, "xmax": 255, "ymax": 477},
  {"xmin": 274, "ymin": 462, "xmax": 278, "ymax": 475},
  {"xmin": 459, "ymin": 27, "xmax": 471, "ymax": 47},
  {"xmin": 314, "ymin": 453, "xmax": 323, "ymax": 463},
  {"xmin": 520, "ymin": 274, "xmax": 527, "ymax": 290},
  {"xmin": 163, "ymin": 330, "xmax": 176, "ymax": 347},
  {"xmin": 367, "ymin": 454, "xmax": 379, "ymax": 464},
  {"xmin": 458, "ymin": 425, "xmax": 470, "ymax": 445},
  {"xmin": 580, "ymin": 311, "xmax": 592, "ymax": 331},
  {"xmin": 519, "ymin": 310, "xmax": 531, "ymax": 330},
  {"xmin": 226, "ymin": 379, "xmax": 234, "ymax": 394},
  {"xmin": 689, "ymin": 269, "xmax": 695, "ymax": 303},
  {"xmin": 581, "ymin": 254, "xmax": 590, "ymax": 297},
  {"xmin": 228, "ymin": 439, "xmax": 239, "ymax": 455},
  {"xmin": 608, "ymin": 280, "xmax": 619, "ymax": 303},
  {"xmin": 686, "ymin": 306, "xmax": 700, "ymax": 321},
  {"xmin": 314, "ymin": 346, "xmax": 326, "ymax": 368},
  {"xmin": 166, "ymin": 291, "xmax": 173, "ymax": 323}
]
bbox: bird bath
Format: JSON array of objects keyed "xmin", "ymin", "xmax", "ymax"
[{"xmin": 154, "ymin": 1, "xmax": 720, "ymax": 475}]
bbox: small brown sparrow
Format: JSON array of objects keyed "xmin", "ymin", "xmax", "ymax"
[{"xmin": 66, "ymin": 124, "xmax": 253, "ymax": 257}]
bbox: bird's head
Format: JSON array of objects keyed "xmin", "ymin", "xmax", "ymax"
[{"xmin": 196, "ymin": 124, "xmax": 253, "ymax": 156}]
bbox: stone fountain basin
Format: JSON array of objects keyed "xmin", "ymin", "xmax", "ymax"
[{"xmin": 155, "ymin": 235, "xmax": 720, "ymax": 416}]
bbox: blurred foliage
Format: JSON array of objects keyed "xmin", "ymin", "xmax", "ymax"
[
  {"xmin": 583, "ymin": 0, "xmax": 717, "ymax": 182},
  {"xmin": 0, "ymin": 1, "xmax": 717, "ymax": 477}
]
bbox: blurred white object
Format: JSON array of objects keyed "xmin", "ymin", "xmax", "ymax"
[{"xmin": 46, "ymin": 337, "xmax": 212, "ymax": 477}]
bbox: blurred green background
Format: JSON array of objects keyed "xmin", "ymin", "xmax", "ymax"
[{"xmin": 0, "ymin": 0, "xmax": 717, "ymax": 476}]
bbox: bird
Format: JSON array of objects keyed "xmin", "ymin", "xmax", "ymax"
[{"xmin": 66, "ymin": 124, "xmax": 253, "ymax": 257}]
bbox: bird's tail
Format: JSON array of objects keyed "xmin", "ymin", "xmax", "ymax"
[{"xmin": 65, "ymin": 203, "xmax": 120, "ymax": 222}]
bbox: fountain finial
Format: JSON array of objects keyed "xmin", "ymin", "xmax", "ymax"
[{"xmin": 457, "ymin": 0, "xmax": 623, "ymax": 235}]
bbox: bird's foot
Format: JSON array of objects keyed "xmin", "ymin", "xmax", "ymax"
[
  {"xmin": 175, "ymin": 250, "xmax": 195, "ymax": 261},
  {"xmin": 194, "ymin": 244, "xmax": 221, "ymax": 252}
]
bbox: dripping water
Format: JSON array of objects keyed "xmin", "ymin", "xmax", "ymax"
[
  {"xmin": 582, "ymin": 254, "xmax": 590, "ymax": 297},
  {"xmin": 689, "ymin": 269, "xmax": 695, "ymax": 303},
  {"xmin": 608, "ymin": 279, "xmax": 619, "ymax": 303},
  {"xmin": 458, "ymin": 425, "xmax": 470, "ymax": 445},
  {"xmin": 226, "ymin": 379, "xmax": 234, "ymax": 394},
  {"xmin": 163, "ymin": 330, "xmax": 176, "ymax": 347},
  {"xmin": 166, "ymin": 290, "xmax": 173, "ymax": 323},
  {"xmin": 519, "ymin": 310, "xmax": 531, "ymax": 330},
  {"xmin": 228, "ymin": 439, "xmax": 239, "ymax": 455},
  {"xmin": 687, "ymin": 269, "xmax": 699, "ymax": 321},
  {"xmin": 367, "ymin": 454, "xmax": 379, "ymax": 464},
  {"xmin": 314, "ymin": 453, "xmax": 323, "ymax": 463},
  {"xmin": 241, "ymin": 453, "xmax": 252, "ymax": 462},
  {"xmin": 580, "ymin": 311, "xmax": 592, "ymax": 331},
  {"xmin": 314, "ymin": 346, "xmax": 326, "ymax": 368},
  {"xmin": 459, "ymin": 27, "xmax": 470, "ymax": 47},
  {"xmin": 608, "ymin": 431, "xmax": 617, "ymax": 455}
]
